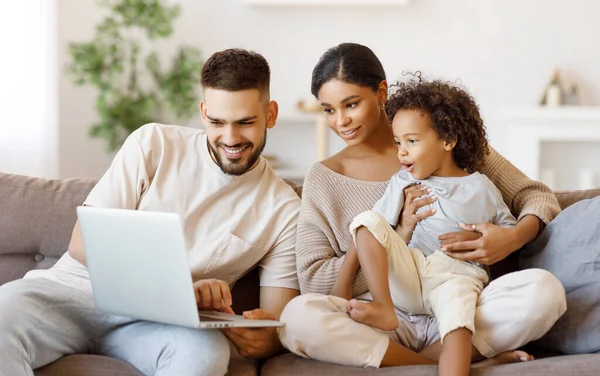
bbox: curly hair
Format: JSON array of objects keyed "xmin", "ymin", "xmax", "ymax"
[{"xmin": 385, "ymin": 73, "xmax": 489, "ymax": 173}]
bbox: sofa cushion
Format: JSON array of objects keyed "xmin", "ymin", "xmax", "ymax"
[
  {"xmin": 520, "ymin": 196, "xmax": 600, "ymax": 354},
  {"xmin": 34, "ymin": 353, "xmax": 258, "ymax": 376},
  {"xmin": 0, "ymin": 173, "xmax": 97, "ymax": 285},
  {"xmin": 262, "ymin": 353, "xmax": 600, "ymax": 376},
  {"xmin": 554, "ymin": 188, "xmax": 600, "ymax": 210},
  {"xmin": 34, "ymin": 355, "xmax": 142, "ymax": 376}
]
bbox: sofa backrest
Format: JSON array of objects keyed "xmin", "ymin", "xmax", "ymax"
[
  {"xmin": 1, "ymin": 172, "xmax": 599, "ymax": 286},
  {"xmin": 0, "ymin": 173, "xmax": 97, "ymax": 285}
]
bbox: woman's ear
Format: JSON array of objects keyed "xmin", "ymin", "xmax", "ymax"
[{"xmin": 377, "ymin": 80, "xmax": 388, "ymax": 108}]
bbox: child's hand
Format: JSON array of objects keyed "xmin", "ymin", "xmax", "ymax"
[{"xmin": 396, "ymin": 183, "xmax": 437, "ymax": 242}]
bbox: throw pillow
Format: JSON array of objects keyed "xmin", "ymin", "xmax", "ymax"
[{"xmin": 519, "ymin": 196, "xmax": 600, "ymax": 354}]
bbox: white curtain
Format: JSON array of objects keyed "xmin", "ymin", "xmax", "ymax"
[{"xmin": 0, "ymin": 1, "xmax": 58, "ymax": 178}]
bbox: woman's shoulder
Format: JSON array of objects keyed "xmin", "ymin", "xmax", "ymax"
[{"xmin": 319, "ymin": 150, "xmax": 346, "ymax": 175}]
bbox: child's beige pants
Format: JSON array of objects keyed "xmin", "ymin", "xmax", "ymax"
[{"xmin": 349, "ymin": 210, "xmax": 489, "ymax": 342}]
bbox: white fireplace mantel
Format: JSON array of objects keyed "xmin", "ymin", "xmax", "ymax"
[{"xmin": 503, "ymin": 107, "xmax": 600, "ymax": 185}]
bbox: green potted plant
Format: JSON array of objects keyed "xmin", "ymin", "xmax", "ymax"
[{"xmin": 68, "ymin": 0, "xmax": 204, "ymax": 151}]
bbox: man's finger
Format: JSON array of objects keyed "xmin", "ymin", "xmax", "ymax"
[
  {"xmin": 218, "ymin": 280, "xmax": 233, "ymax": 306},
  {"xmin": 194, "ymin": 286, "xmax": 201, "ymax": 305},
  {"xmin": 222, "ymin": 328, "xmax": 244, "ymax": 343},
  {"xmin": 219, "ymin": 306, "xmax": 235, "ymax": 315},
  {"xmin": 441, "ymin": 240, "xmax": 481, "ymax": 252},
  {"xmin": 199, "ymin": 283, "xmax": 212, "ymax": 308},
  {"xmin": 208, "ymin": 281, "xmax": 223, "ymax": 308},
  {"xmin": 243, "ymin": 309, "xmax": 276, "ymax": 320}
]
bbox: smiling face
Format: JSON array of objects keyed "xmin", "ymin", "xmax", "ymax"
[
  {"xmin": 392, "ymin": 109, "xmax": 457, "ymax": 180},
  {"xmin": 200, "ymin": 88, "xmax": 277, "ymax": 176},
  {"xmin": 317, "ymin": 79, "xmax": 386, "ymax": 146}
]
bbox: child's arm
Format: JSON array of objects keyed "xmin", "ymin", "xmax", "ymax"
[{"xmin": 330, "ymin": 241, "xmax": 360, "ymax": 300}]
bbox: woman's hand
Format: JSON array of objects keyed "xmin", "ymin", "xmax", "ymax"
[
  {"xmin": 441, "ymin": 223, "xmax": 521, "ymax": 265},
  {"xmin": 395, "ymin": 183, "xmax": 437, "ymax": 243},
  {"xmin": 439, "ymin": 229, "xmax": 482, "ymax": 247}
]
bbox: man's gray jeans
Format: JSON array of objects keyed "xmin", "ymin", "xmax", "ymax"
[{"xmin": 0, "ymin": 278, "xmax": 230, "ymax": 376}]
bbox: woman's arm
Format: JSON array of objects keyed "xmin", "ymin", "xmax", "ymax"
[
  {"xmin": 441, "ymin": 147, "xmax": 561, "ymax": 264},
  {"xmin": 295, "ymin": 170, "xmax": 370, "ymax": 297},
  {"xmin": 480, "ymin": 147, "xmax": 561, "ymax": 225},
  {"xmin": 441, "ymin": 215, "xmax": 541, "ymax": 265},
  {"xmin": 296, "ymin": 195, "xmax": 368, "ymax": 296}
]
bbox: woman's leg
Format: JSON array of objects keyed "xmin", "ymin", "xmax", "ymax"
[
  {"xmin": 470, "ymin": 268, "xmax": 566, "ymax": 357},
  {"xmin": 418, "ymin": 268, "xmax": 566, "ymax": 361},
  {"xmin": 279, "ymin": 293, "xmax": 435, "ymax": 368}
]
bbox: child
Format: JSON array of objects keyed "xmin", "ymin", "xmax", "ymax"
[{"xmin": 331, "ymin": 75, "xmax": 518, "ymax": 376}]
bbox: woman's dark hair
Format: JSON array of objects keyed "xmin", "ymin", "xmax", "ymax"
[
  {"xmin": 386, "ymin": 73, "xmax": 489, "ymax": 172},
  {"xmin": 311, "ymin": 43, "xmax": 386, "ymax": 97}
]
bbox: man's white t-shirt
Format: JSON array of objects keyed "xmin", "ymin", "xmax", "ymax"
[{"xmin": 25, "ymin": 123, "xmax": 301, "ymax": 292}]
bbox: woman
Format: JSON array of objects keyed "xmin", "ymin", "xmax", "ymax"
[{"xmin": 278, "ymin": 43, "xmax": 566, "ymax": 368}]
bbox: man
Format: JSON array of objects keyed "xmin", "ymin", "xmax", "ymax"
[{"xmin": 0, "ymin": 48, "xmax": 300, "ymax": 376}]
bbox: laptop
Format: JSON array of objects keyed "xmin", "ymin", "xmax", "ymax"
[{"xmin": 76, "ymin": 206, "xmax": 283, "ymax": 329}]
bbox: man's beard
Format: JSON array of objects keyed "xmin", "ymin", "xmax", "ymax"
[{"xmin": 208, "ymin": 130, "xmax": 267, "ymax": 176}]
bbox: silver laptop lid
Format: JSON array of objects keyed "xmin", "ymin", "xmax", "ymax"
[{"xmin": 77, "ymin": 206, "xmax": 200, "ymax": 328}]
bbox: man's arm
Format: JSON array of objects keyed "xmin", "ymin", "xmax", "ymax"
[
  {"xmin": 223, "ymin": 286, "xmax": 298, "ymax": 359},
  {"xmin": 67, "ymin": 220, "xmax": 87, "ymax": 266},
  {"xmin": 260, "ymin": 286, "xmax": 299, "ymax": 320}
]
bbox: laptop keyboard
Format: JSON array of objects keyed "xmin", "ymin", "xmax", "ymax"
[{"xmin": 199, "ymin": 315, "xmax": 233, "ymax": 322}]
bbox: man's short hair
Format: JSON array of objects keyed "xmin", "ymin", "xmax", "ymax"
[{"xmin": 201, "ymin": 48, "xmax": 270, "ymax": 100}]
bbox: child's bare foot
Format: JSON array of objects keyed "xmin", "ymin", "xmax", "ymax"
[
  {"xmin": 473, "ymin": 350, "xmax": 534, "ymax": 368},
  {"xmin": 347, "ymin": 299, "xmax": 398, "ymax": 331}
]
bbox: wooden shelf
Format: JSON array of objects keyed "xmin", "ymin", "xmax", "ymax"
[{"xmin": 244, "ymin": 0, "xmax": 411, "ymax": 7}]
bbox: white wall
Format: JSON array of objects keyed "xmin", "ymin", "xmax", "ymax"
[
  {"xmin": 0, "ymin": 1, "xmax": 58, "ymax": 178},
  {"xmin": 57, "ymin": 0, "xmax": 600, "ymax": 181}
]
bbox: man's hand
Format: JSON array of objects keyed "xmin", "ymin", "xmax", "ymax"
[
  {"xmin": 395, "ymin": 183, "xmax": 437, "ymax": 243},
  {"xmin": 222, "ymin": 309, "xmax": 282, "ymax": 359},
  {"xmin": 440, "ymin": 223, "xmax": 519, "ymax": 265},
  {"xmin": 193, "ymin": 279, "xmax": 233, "ymax": 311}
]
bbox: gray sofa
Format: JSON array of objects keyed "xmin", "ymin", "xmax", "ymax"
[{"xmin": 1, "ymin": 171, "xmax": 600, "ymax": 376}]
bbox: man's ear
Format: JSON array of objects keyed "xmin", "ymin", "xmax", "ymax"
[
  {"xmin": 443, "ymin": 138, "xmax": 457, "ymax": 151},
  {"xmin": 377, "ymin": 80, "xmax": 388, "ymax": 108},
  {"xmin": 266, "ymin": 100, "xmax": 279, "ymax": 129},
  {"xmin": 199, "ymin": 101, "xmax": 208, "ymax": 127}
]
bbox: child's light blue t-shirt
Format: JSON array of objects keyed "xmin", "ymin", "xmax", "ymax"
[{"xmin": 373, "ymin": 170, "xmax": 517, "ymax": 256}]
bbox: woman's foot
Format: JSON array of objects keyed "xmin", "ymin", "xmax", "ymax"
[
  {"xmin": 473, "ymin": 350, "xmax": 534, "ymax": 367},
  {"xmin": 347, "ymin": 299, "xmax": 398, "ymax": 331}
]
